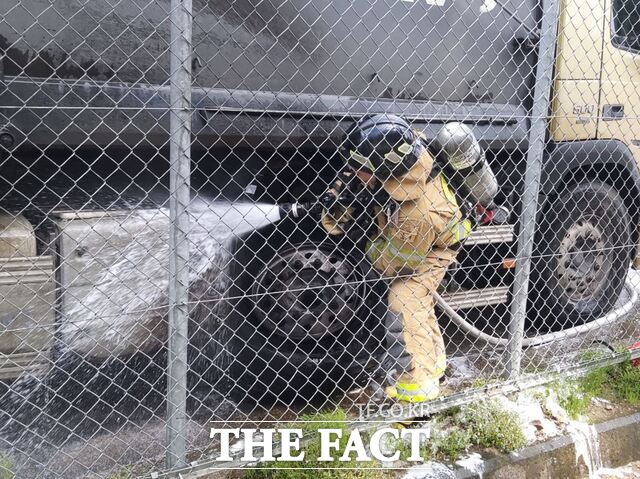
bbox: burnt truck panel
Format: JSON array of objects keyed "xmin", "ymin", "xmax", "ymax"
[
  {"xmin": 0, "ymin": 0, "xmax": 537, "ymax": 156},
  {"xmin": 0, "ymin": 80, "xmax": 530, "ymax": 151},
  {"xmin": 0, "ymin": 0, "xmax": 537, "ymax": 105}
]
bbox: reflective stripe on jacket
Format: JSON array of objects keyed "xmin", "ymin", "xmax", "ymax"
[{"xmin": 366, "ymin": 173, "xmax": 471, "ymax": 272}]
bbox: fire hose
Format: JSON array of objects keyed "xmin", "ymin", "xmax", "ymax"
[{"xmin": 433, "ymin": 279, "xmax": 638, "ymax": 348}]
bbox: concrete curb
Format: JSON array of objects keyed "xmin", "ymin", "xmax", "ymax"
[{"xmin": 454, "ymin": 412, "xmax": 640, "ymax": 479}]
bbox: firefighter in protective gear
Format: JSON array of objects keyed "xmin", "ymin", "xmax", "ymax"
[{"xmin": 322, "ymin": 114, "xmax": 471, "ymax": 403}]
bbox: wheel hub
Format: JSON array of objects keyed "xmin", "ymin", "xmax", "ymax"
[
  {"xmin": 252, "ymin": 244, "xmax": 365, "ymax": 340},
  {"xmin": 557, "ymin": 219, "xmax": 609, "ymax": 302}
]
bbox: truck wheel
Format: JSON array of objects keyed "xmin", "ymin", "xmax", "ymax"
[
  {"xmin": 532, "ymin": 181, "xmax": 632, "ymax": 329},
  {"xmin": 225, "ymin": 219, "xmax": 387, "ymax": 404}
]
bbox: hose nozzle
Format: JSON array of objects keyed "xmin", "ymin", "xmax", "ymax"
[{"xmin": 278, "ymin": 201, "xmax": 318, "ymax": 219}]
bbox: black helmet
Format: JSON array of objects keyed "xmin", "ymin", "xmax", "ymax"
[{"xmin": 341, "ymin": 114, "xmax": 421, "ymax": 179}]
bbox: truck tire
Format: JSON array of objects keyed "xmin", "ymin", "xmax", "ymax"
[
  {"xmin": 532, "ymin": 181, "xmax": 632, "ymax": 329},
  {"xmin": 225, "ymin": 218, "xmax": 387, "ymax": 404}
]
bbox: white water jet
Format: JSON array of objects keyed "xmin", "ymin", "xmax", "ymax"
[
  {"xmin": 567, "ymin": 421, "xmax": 603, "ymax": 479},
  {"xmin": 401, "ymin": 462, "xmax": 456, "ymax": 479},
  {"xmin": 59, "ymin": 201, "xmax": 281, "ymax": 357},
  {"xmin": 0, "ymin": 201, "xmax": 281, "ymax": 446}
]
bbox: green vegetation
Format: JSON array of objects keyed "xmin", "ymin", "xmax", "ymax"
[
  {"xmin": 106, "ymin": 471, "xmax": 133, "ymax": 479},
  {"xmin": 245, "ymin": 398, "xmax": 528, "ymax": 475},
  {"xmin": 0, "ymin": 455, "xmax": 13, "ymax": 479},
  {"xmin": 391, "ymin": 434, "xmax": 416, "ymax": 462},
  {"xmin": 550, "ymin": 351, "xmax": 640, "ymax": 419},
  {"xmin": 470, "ymin": 376, "xmax": 504, "ymax": 390},
  {"xmin": 587, "ymin": 357, "xmax": 640, "ymax": 404},
  {"xmin": 244, "ymin": 409, "xmax": 385, "ymax": 479},
  {"xmin": 576, "ymin": 348, "xmax": 611, "ymax": 363},
  {"xmin": 240, "ymin": 358, "xmax": 640, "ymax": 476},
  {"xmin": 418, "ymin": 400, "xmax": 525, "ymax": 462},
  {"xmin": 607, "ymin": 360, "xmax": 640, "ymax": 404},
  {"xmin": 456, "ymin": 400, "xmax": 526, "ymax": 453},
  {"xmin": 548, "ymin": 356, "xmax": 640, "ymax": 420},
  {"xmin": 549, "ymin": 379, "xmax": 591, "ymax": 420},
  {"xmin": 429, "ymin": 428, "xmax": 472, "ymax": 461},
  {"xmin": 580, "ymin": 365, "xmax": 609, "ymax": 397},
  {"xmin": 471, "ymin": 378, "xmax": 488, "ymax": 389}
]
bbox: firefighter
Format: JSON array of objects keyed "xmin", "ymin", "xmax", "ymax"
[{"xmin": 321, "ymin": 114, "xmax": 471, "ymax": 403}]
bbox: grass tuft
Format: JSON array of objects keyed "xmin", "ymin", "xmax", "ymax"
[
  {"xmin": 606, "ymin": 360, "xmax": 640, "ymax": 404},
  {"xmin": 244, "ymin": 409, "xmax": 384, "ymax": 479},
  {"xmin": 417, "ymin": 400, "xmax": 524, "ymax": 463},
  {"xmin": 429, "ymin": 428, "xmax": 472, "ymax": 461},
  {"xmin": 0, "ymin": 456, "xmax": 12, "ymax": 479},
  {"xmin": 456, "ymin": 400, "xmax": 526, "ymax": 453},
  {"xmin": 549, "ymin": 354, "xmax": 640, "ymax": 420},
  {"xmin": 552, "ymin": 380, "xmax": 591, "ymax": 420}
]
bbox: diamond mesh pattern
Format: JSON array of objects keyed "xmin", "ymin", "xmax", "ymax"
[{"xmin": 0, "ymin": 0, "xmax": 639, "ymax": 476}]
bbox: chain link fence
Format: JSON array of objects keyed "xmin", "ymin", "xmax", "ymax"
[{"xmin": 0, "ymin": 0, "xmax": 639, "ymax": 476}]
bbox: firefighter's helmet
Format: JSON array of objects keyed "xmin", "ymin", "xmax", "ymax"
[{"xmin": 341, "ymin": 114, "xmax": 421, "ymax": 180}]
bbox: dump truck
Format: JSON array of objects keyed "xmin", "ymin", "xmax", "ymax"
[{"xmin": 0, "ymin": 0, "xmax": 638, "ymax": 400}]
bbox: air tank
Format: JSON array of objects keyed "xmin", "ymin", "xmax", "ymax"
[{"xmin": 434, "ymin": 122, "xmax": 499, "ymax": 207}]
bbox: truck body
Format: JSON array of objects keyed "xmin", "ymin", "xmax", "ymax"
[{"xmin": 0, "ymin": 0, "xmax": 638, "ymax": 394}]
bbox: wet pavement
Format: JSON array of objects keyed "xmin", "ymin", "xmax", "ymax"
[{"xmin": 597, "ymin": 462, "xmax": 640, "ymax": 478}]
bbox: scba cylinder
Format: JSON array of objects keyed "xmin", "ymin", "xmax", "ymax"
[{"xmin": 434, "ymin": 122, "xmax": 499, "ymax": 207}]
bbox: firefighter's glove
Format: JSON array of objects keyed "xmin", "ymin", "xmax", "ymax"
[
  {"xmin": 321, "ymin": 171, "xmax": 356, "ymax": 209},
  {"xmin": 320, "ymin": 204, "xmax": 355, "ymax": 236}
]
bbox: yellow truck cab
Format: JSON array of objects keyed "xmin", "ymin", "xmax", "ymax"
[
  {"xmin": 534, "ymin": 0, "xmax": 640, "ymax": 324},
  {"xmin": 552, "ymin": 0, "xmax": 640, "ymax": 223}
]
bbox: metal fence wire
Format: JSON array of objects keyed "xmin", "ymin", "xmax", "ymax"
[{"xmin": 0, "ymin": 0, "xmax": 640, "ymax": 476}]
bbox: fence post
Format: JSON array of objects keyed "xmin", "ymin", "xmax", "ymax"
[
  {"xmin": 166, "ymin": 0, "xmax": 193, "ymax": 469},
  {"xmin": 505, "ymin": 0, "xmax": 560, "ymax": 379}
]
